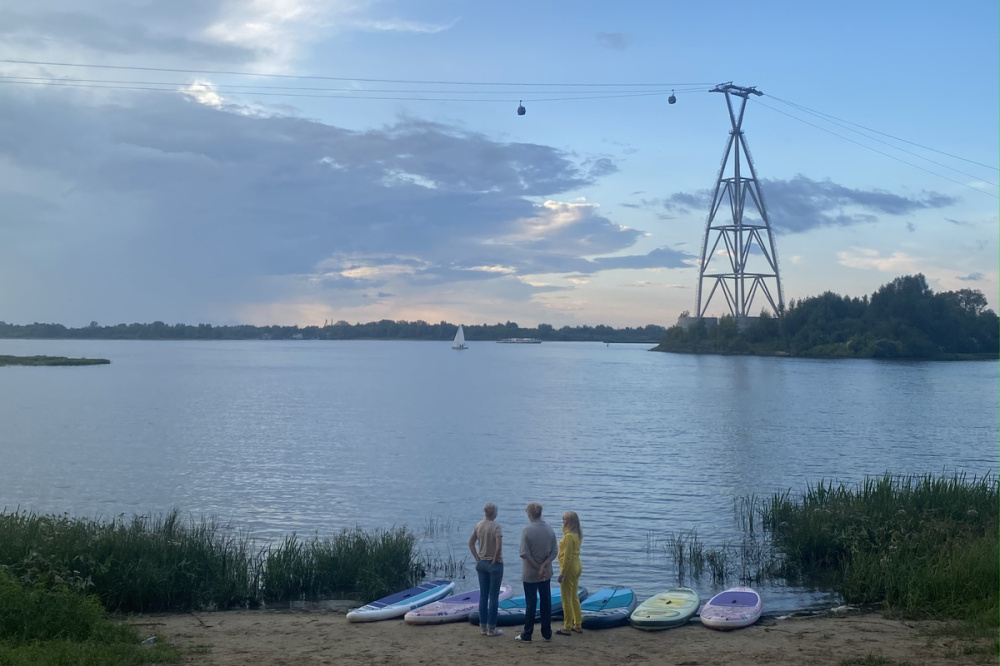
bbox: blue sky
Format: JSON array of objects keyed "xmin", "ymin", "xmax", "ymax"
[{"xmin": 0, "ymin": 0, "xmax": 996, "ymax": 327}]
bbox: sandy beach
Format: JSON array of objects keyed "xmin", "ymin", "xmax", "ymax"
[{"xmin": 134, "ymin": 605, "xmax": 995, "ymax": 666}]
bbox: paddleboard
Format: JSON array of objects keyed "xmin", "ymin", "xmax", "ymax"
[
  {"xmin": 700, "ymin": 586, "xmax": 762, "ymax": 630},
  {"xmin": 404, "ymin": 584, "xmax": 514, "ymax": 625},
  {"xmin": 346, "ymin": 580, "xmax": 455, "ymax": 623},
  {"xmin": 629, "ymin": 587, "xmax": 700, "ymax": 631},
  {"xmin": 580, "ymin": 586, "xmax": 639, "ymax": 629},
  {"xmin": 469, "ymin": 585, "xmax": 588, "ymax": 626}
]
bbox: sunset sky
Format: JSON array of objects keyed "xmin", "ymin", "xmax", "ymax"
[{"xmin": 0, "ymin": 0, "xmax": 996, "ymax": 328}]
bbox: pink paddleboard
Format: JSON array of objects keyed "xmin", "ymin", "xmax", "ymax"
[{"xmin": 404, "ymin": 584, "xmax": 514, "ymax": 625}]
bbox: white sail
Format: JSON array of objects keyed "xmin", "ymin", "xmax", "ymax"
[{"xmin": 452, "ymin": 325, "xmax": 467, "ymax": 350}]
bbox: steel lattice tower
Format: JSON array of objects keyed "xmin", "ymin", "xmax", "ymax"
[{"xmin": 695, "ymin": 83, "xmax": 784, "ymax": 318}]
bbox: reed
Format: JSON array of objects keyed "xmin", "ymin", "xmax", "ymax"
[
  {"xmin": 655, "ymin": 529, "xmax": 781, "ymax": 587},
  {"xmin": 0, "ymin": 509, "xmax": 424, "ymax": 612},
  {"xmin": 751, "ymin": 473, "xmax": 998, "ymax": 628}
]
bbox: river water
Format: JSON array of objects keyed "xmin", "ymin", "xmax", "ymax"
[{"xmin": 1, "ymin": 339, "xmax": 997, "ymax": 612}]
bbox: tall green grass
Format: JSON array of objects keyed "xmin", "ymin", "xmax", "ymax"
[
  {"xmin": 0, "ymin": 509, "xmax": 424, "ymax": 613},
  {"xmin": 262, "ymin": 528, "xmax": 421, "ymax": 603},
  {"xmin": 755, "ymin": 473, "xmax": 998, "ymax": 626}
]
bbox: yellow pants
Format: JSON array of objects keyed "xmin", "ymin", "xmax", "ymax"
[{"xmin": 560, "ymin": 570, "xmax": 582, "ymax": 630}]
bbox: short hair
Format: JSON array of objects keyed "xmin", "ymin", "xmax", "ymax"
[
  {"xmin": 483, "ymin": 502, "xmax": 498, "ymax": 519},
  {"xmin": 525, "ymin": 502, "xmax": 543, "ymax": 520}
]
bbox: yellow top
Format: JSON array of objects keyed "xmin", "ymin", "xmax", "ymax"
[{"xmin": 557, "ymin": 528, "xmax": 581, "ymax": 576}]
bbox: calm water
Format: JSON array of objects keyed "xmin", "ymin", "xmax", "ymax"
[{"xmin": 1, "ymin": 339, "xmax": 997, "ymax": 612}]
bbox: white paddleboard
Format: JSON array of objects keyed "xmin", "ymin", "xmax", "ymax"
[{"xmin": 346, "ymin": 579, "xmax": 455, "ymax": 623}]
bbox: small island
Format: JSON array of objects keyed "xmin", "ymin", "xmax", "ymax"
[
  {"xmin": 653, "ymin": 274, "xmax": 999, "ymax": 360},
  {"xmin": 0, "ymin": 355, "xmax": 110, "ymax": 366}
]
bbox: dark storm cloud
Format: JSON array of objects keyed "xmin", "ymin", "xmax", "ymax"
[{"xmin": 659, "ymin": 175, "xmax": 956, "ymax": 232}]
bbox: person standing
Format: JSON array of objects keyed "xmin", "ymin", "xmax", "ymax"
[
  {"xmin": 555, "ymin": 511, "xmax": 583, "ymax": 635},
  {"xmin": 515, "ymin": 502, "xmax": 558, "ymax": 643},
  {"xmin": 468, "ymin": 502, "xmax": 504, "ymax": 637}
]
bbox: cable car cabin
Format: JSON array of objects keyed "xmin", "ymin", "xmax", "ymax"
[
  {"xmin": 668, "ymin": 92, "xmax": 676, "ymax": 104},
  {"xmin": 517, "ymin": 101, "xmax": 526, "ymax": 115}
]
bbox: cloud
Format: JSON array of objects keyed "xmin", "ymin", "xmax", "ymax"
[
  {"xmin": 596, "ymin": 32, "xmax": 633, "ymax": 50},
  {"xmin": 957, "ymin": 272, "xmax": 983, "ymax": 281},
  {"xmin": 348, "ymin": 17, "xmax": 459, "ymax": 33},
  {"xmin": 660, "ymin": 175, "xmax": 957, "ymax": 233},
  {"xmin": 0, "ymin": 1, "xmax": 426, "ymax": 73},
  {"xmin": 0, "ymin": 86, "xmax": 677, "ymax": 323},
  {"xmin": 593, "ymin": 247, "xmax": 692, "ymax": 271},
  {"xmin": 836, "ymin": 248, "xmax": 923, "ymax": 273}
]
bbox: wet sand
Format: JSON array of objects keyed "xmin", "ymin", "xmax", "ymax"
[{"xmin": 135, "ymin": 605, "xmax": 995, "ymax": 666}]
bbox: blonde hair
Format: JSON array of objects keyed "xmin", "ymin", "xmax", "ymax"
[
  {"xmin": 483, "ymin": 502, "xmax": 498, "ymax": 520},
  {"xmin": 562, "ymin": 511, "xmax": 582, "ymax": 540},
  {"xmin": 525, "ymin": 502, "xmax": 543, "ymax": 520}
]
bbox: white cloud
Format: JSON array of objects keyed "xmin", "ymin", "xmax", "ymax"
[
  {"xmin": 181, "ymin": 80, "xmax": 225, "ymax": 107},
  {"xmin": 836, "ymin": 247, "xmax": 922, "ymax": 273},
  {"xmin": 349, "ymin": 17, "xmax": 459, "ymax": 33}
]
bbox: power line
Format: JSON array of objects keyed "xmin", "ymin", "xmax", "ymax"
[
  {"xmin": 0, "ymin": 59, "xmax": 716, "ymax": 88},
  {"xmin": 753, "ymin": 99, "xmax": 998, "ymax": 199},
  {"xmin": 0, "ymin": 74, "xmax": 705, "ymax": 97},
  {"xmin": 764, "ymin": 96, "xmax": 997, "ymax": 188},
  {"xmin": 0, "ymin": 78, "xmax": 695, "ymax": 103},
  {"xmin": 767, "ymin": 94, "xmax": 999, "ymax": 172}
]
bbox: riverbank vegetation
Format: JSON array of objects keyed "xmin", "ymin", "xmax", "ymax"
[
  {"xmin": 651, "ymin": 473, "xmax": 997, "ymax": 645},
  {"xmin": 0, "ymin": 319, "xmax": 666, "ymax": 343},
  {"xmin": 0, "ymin": 568, "xmax": 179, "ymax": 665},
  {"xmin": 0, "ymin": 355, "xmax": 110, "ymax": 366},
  {"xmin": 761, "ymin": 474, "xmax": 998, "ymax": 632},
  {"xmin": 654, "ymin": 274, "xmax": 999, "ymax": 359},
  {"xmin": 0, "ymin": 511, "xmax": 438, "ymax": 662},
  {"xmin": 0, "ymin": 510, "xmax": 425, "ymax": 612}
]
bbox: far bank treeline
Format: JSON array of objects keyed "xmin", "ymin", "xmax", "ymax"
[
  {"xmin": 0, "ymin": 319, "xmax": 667, "ymax": 344},
  {"xmin": 654, "ymin": 274, "xmax": 999, "ymax": 359}
]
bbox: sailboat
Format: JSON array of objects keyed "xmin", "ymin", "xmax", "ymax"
[{"xmin": 452, "ymin": 325, "xmax": 467, "ymax": 350}]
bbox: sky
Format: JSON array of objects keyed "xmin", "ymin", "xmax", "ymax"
[{"xmin": 0, "ymin": 0, "xmax": 996, "ymax": 328}]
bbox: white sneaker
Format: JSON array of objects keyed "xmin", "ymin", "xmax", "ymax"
[{"xmin": 488, "ymin": 628, "xmax": 503, "ymax": 637}]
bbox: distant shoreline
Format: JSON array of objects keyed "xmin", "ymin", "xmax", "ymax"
[
  {"xmin": 0, "ymin": 355, "xmax": 110, "ymax": 366},
  {"xmin": 651, "ymin": 346, "xmax": 999, "ymax": 361}
]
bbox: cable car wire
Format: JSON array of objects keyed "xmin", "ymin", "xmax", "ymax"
[
  {"xmin": 760, "ymin": 96, "xmax": 997, "ymax": 187},
  {"xmin": 0, "ymin": 58, "xmax": 715, "ymax": 88},
  {"xmin": 767, "ymin": 93, "xmax": 999, "ymax": 172},
  {"xmin": 754, "ymin": 99, "xmax": 998, "ymax": 198},
  {"xmin": 0, "ymin": 78, "xmax": 692, "ymax": 103}
]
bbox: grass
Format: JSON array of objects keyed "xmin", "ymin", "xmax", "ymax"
[
  {"xmin": 751, "ymin": 473, "xmax": 998, "ymax": 639},
  {"xmin": 0, "ymin": 509, "xmax": 426, "ymax": 612},
  {"xmin": 0, "ymin": 355, "xmax": 110, "ymax": 366},
  {"xmin": 262, "ymin": 528, "xmax": 421, "ymax": 603},
  {"xmin": 838, "ymin": 655, "xmax": 914, "ymax": 666},
  {"xmin": 0, "ymin": 568, "xmax": 178, "ymax": 665},
  {"xmin": 647, "ymin": 528, "xmax": 784, "ymax": 588}
]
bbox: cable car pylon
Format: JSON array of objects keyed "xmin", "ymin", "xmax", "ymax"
[{"xmin": 695, "ymin": 82, "xmax": 784, "ymax": 320}]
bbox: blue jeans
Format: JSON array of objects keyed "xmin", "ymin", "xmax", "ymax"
[
  {"xmin": 521, "ymin": 579, "xmax": 552, "ymax": 640},
  {"xmin": 476, "ymin": 559, "xmax": 504, "ymax": 629}
]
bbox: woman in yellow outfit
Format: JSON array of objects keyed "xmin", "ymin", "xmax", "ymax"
[{"xmin": 555, "ymin": 511, "xmax": 583, "ymax": 635}]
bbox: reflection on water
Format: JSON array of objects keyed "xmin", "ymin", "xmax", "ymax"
[{"xmin": 1, "ymin": 339, "xmax": 996, "ymax": 612}]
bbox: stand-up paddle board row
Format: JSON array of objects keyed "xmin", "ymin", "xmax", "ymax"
[{"xmin": 346, "ymin": 581, "xmax": 762, "ymax": 631}]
